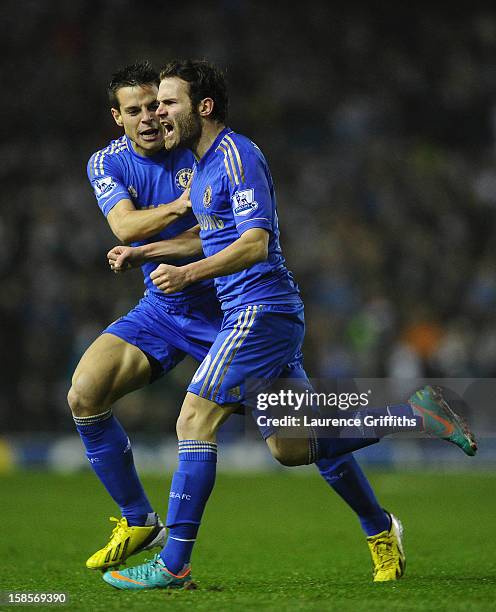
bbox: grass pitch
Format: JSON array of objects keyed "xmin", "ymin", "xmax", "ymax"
[{"xmin": 2, "ymin": 469, "xmax": 495, "ymax": 611}]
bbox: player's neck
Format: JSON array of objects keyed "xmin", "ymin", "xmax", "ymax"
[
  {"xmin": 129, "ymin": 138, "xmax": 162, "ymax": 159},
  {"xmin": 194, "ymin": 122, "xmax": 225, "ymax": 161}
]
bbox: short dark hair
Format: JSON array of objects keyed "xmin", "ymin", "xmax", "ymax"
[
  {"xmin": 107, "ymin": 60, "xmax": 159, "ymax": 109},
  {"xmin": 159, "ymin": 59, "xmax": 228, "ymax": 123}
]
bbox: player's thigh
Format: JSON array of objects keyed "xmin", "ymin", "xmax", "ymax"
[
  {"xmin": 176, "ymin": 392, "xmax": 239, "ymax": 441},
  {"xmin": 184, "ymin": 305, "xmax": 304, "ymax": 440},
  {"xmin": 70, "ymin": 333, "xmax": 151, "ymax": 411},
  {"xmin": 188, "ymin": 304, "xmax": 305, "ymax": 406}
]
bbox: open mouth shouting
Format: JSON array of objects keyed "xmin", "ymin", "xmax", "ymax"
[
  {"xmin": 160, "ymin": 121, "xmax": 174, "ymax": 139},
  {"xmin": 139, "ymin": 127, "xmax": 162, "ymax": 142}
]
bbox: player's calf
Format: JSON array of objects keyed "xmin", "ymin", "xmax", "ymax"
[{"xmin": 265, "ymin": 434, "xmax": 309, "ymax": 466}]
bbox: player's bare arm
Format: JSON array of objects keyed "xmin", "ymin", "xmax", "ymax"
[
  {"xmin": 108, "ymin": 226, "xmax": 202, "ymax": 272},
  {"xmin": 150, "ymin": 228, "xmax": 268, "ymax": 293},
  {"xmin": 106, "ymin": 187, "xmax": 191, "ymax": 243}
]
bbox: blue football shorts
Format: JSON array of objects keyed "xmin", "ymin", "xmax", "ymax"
[
  {"xmin": 103, "ymin": 289, "xmax": 223, "ymax": 380},
  {"xmin": 187, "ymin": 303, "xmax": 311, "ymax": 438}
]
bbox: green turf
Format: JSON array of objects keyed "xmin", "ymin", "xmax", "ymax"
[{"xmin": 1, "ymin": 469, "xmax": 495, "ymax": 611}]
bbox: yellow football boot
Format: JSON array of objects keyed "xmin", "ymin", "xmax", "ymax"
[
  {"xmin": 367, "ymin": 513, "xmax": 405, "ymax": 582},
  {"xmin": 86, "ymin": 514, "xmax": 166, "ymax": 571}
]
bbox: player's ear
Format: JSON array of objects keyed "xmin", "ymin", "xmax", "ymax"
[
  {"xmin": 111, "ymin": 107, "xmax": 124, "ymax": 127},
  {"xmin": 198, "ymin": 98, "xmax": 214, "ymax": 118}
]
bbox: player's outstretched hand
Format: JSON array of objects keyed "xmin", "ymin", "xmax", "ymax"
[
  {"xmin": 107, "ymin": 245, "xmax": 143, "ymax": 273},
  {"xmin": 173, "ymin": 187, "xmax": 192, "ymax": 217},
  {"xmin": 150, "ymin": 263, "xmax": 189, "ymax": 293}
]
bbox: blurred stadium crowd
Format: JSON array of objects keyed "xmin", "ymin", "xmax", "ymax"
[{"xmin": 2, "ymin": 2, "xmax": 496, "ymax": 433}]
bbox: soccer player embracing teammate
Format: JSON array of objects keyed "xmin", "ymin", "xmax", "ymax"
[
  {"xmin": 74, "ymin": 60, "xmax": 419, "ymax": 585},
  {"xmin": 95, "ymin": 60, "xmax": 476, "ymax": 591}
]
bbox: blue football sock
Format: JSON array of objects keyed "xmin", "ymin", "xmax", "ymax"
[
  {"xmin": 74, "ymin": 410, "xmax": 153, "ymax": 526},
  {"xmin": 309, "ymin": 403, "xmax": 420, "ymax": 461},
  {"xmin": 160, "ymin": 440, "xmax": 217, "ymax": 573},
  {"xmin": 316, "ymin": 454, "xmax": 390, "ymax": 536}
]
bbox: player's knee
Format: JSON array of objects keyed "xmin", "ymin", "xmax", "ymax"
[
  {"xmin": 67, "ymin": 372, "xmax": 108, "ymax": 418},
  {"xmin": 67, "ymin": 385, "xmax": 85, "ymax": 417},
  {"xmin": 176, "ymin": 396, "xmax": 227, "ymax": 440},
  {"xmin": 266, "ymin": 436, "xmax": 307, "ymax": 467},
  {"xmin": 176, "ymin": 408, "xmax": 217, "ymax": 440},
  {"xmin": 176, "ymin": 409, "xmax": 194, "ymax": 439}
]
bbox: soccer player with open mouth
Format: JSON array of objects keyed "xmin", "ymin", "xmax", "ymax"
[
  {"xmin": 74, "ymin": 60, "xmax": 438, "ymax": 587},
  {"xmin": 99, "ymin": 60, "xmax": 476, "ymax": 591}
]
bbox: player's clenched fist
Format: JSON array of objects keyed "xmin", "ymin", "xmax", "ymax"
[
  {"xmin": 107, "ymin": 245, "xmax": 144, "ymax": 273},
  {"xmin": 150, "ymin": 263, "xmax": 190, "ymax": 293},
  {"xmin": 172, "ymin": 187, "xmax": 192, "ymax": 217}
]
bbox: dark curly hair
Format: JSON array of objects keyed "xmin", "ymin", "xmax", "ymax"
[{"xmin": 159, "ymin": 59, "xmax": 228, "ymax": 123}]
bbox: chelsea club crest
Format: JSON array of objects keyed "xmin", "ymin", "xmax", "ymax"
[
  {"xmin": 203, "ymin": 185, "xmax": 212, "ymax": 207},
  {"xmin": 175, "ymin": 168, "xmax": 193, "ymax": 191}
]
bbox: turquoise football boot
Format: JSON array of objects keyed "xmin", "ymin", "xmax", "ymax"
[
  {"xmin": 103, "ymin": 554, "xmax": 195, "ymax": 590},
  {"xmin": 409, "ymin": 385, "xmax": 477, "ymax": 456}
]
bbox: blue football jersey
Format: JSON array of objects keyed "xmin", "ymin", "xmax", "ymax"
[
  {"xmin": 190, "ymin": 128, "xmax": 301, "ymax": 310},
  {"xmin": 87, "ymin": 135, "xmax": 212, "ymax": 301}
]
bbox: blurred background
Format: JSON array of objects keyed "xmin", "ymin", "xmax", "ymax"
[{"xmin": 2, "ymin": 0, "xmax": 496, "ymax": 470}]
